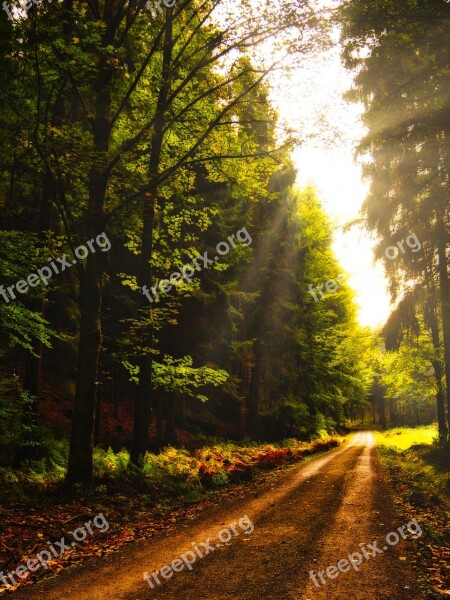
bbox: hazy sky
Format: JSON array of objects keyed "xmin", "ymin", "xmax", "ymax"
[{"xmin": 267, "ymin": 31, "xmax": 392, "ymax": 329}]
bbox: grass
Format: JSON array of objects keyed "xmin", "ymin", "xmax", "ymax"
[
  {"xmin": 375, "ymin": 424, "xmax": 449, "ymax": 511},
  {"xmin": 374, "ymin": 424, "xmax": 438, "ymax": 451},
  {"xmin": 375, "ymin": 424, "xmax": 450, "ymax": 598}
]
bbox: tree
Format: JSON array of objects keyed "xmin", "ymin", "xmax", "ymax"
[{"xmin": 339, "ymin": 0, "xmax": 450, "ymax": 436}]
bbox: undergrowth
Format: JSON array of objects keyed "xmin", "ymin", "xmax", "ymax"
[
  {"xmin": 376, "ymin": 425, "xmax": 450, "ymax": 598},
  {"xmin": 0, "ymin": 434, "xmax": 343, "ymax": 504}
]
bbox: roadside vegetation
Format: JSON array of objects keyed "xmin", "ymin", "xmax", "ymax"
[
  {"xmin": 0, "ymin": 435, "xmax": 342, "ymax": 503},
  {"xmin": 375, "ymin": 425, "xmax": 450, "ymax": 598}
]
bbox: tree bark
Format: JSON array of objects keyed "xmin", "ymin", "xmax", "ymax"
[
  {"xmin": 437, "ymin": 235, "xmax": 450, "ymax": 436},
  {"xmin": 66, "ymin": 13, "xmax": 114, "ymax": 484},
  {"xmin": 66, "ymin": 253, "xmax": 107, "ymax": 484},
  {"xmin": 164, "ymin": 392, "xmax": 178, "ymax": 445},
  {"xmin": 379, "ymin": 395, "xmax": 386, "ymax": 429},
  {"xmin": 130, "ymin": 200, "xmax": 156, "ymax": 463},
  {"xmin": 131, "ymin": 10, "xmax": 174, "ymax": 463},
  {"xmin": 439, "ymin": 128, "xmax": 450, "ymax": 436},
  {"xmin": 426, "ymin": 286, "xmax": 448, "ymax": 442}
]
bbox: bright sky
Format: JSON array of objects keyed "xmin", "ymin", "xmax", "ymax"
[{"xmin": 267, "ymin": 31, "xmax": 392, "ymax": 329}]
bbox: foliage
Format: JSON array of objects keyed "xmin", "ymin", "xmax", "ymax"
[
  {"xmin": 0, "ymin": 304, "xmax": 54, "ymax": 354},
  {"xmin": 123, "ymin": 355, "xmax": 229, "ymax": 401}
]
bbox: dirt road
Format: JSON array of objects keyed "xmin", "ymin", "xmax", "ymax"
[{"xmin": 13, "ymin": 432, "xmax": 425, "ymax": 599}]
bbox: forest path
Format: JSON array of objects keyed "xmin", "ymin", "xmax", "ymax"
[{"xmin": 13, "ymin": 432, "xmax": 424, "ymax": 599}]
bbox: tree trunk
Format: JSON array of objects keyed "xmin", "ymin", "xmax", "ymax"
[
  {"xmin": 66, "ymin": 16, "xmax": 114, "ymax": 483},
  {"xmin": 23, "ymin": 0, "xmax": 71, "ymax": 398},
  {"xmin": 20, "ymin": 168, "xmax": 58, "ymax": 461},
  {"xmin": 440, "ymin": 128, "xmax": 450, "ymax": 436},
  {"xmin": 131, "ymin": 10, "xmax": 173, "ymax": 463},
  {"xmin": 436, "ymin": 235, "xmax": 450, "ymax": 435},
  {"xmin": 425, "ymin": 285, "xmax": 448, "ymax": 442},
  {"xmin": 164, "ymin": 392, "xmax": 178, "ymax": 445},
  {"xmin": 156, "ymin": 390, "xmax": 164, "ymax": 445},
  {"xmin": 389, "ymin": 398, "xmax": 395, "ymax": 427},
  {"xmin": 66, "ymin": 252, "xmax": 107, "ymax": 484},
  {"xmin": 379, "ymin": 395, "xmax": 386, "ymax": 429},
  {"xmin": 94, "ymin": 391, "xmax": 101, "ymax": 447},
  {"xmin": 239, "ymin": 354, "xmax": 253, "ymax": 439},
  {"xmin": 249, "ymin": 342, "xmax": 261, "ymax": 437},
  {"xmin": 130, "ymin": 201, "xmax": 155, "ymax": 463}
]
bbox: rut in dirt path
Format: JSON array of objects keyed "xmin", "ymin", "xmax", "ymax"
[{"xmin": 13, "ymin": 432, "xmax": 424, "ymax": 600}]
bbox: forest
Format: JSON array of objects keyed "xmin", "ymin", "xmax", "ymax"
[{"xmin": 0, "ymin": 0, "xmax": 449, "ymax": 598}]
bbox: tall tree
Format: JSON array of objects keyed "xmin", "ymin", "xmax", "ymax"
[{"xmin": 339, "ymin": 0, "xmax": 450, "ymax": 436}]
